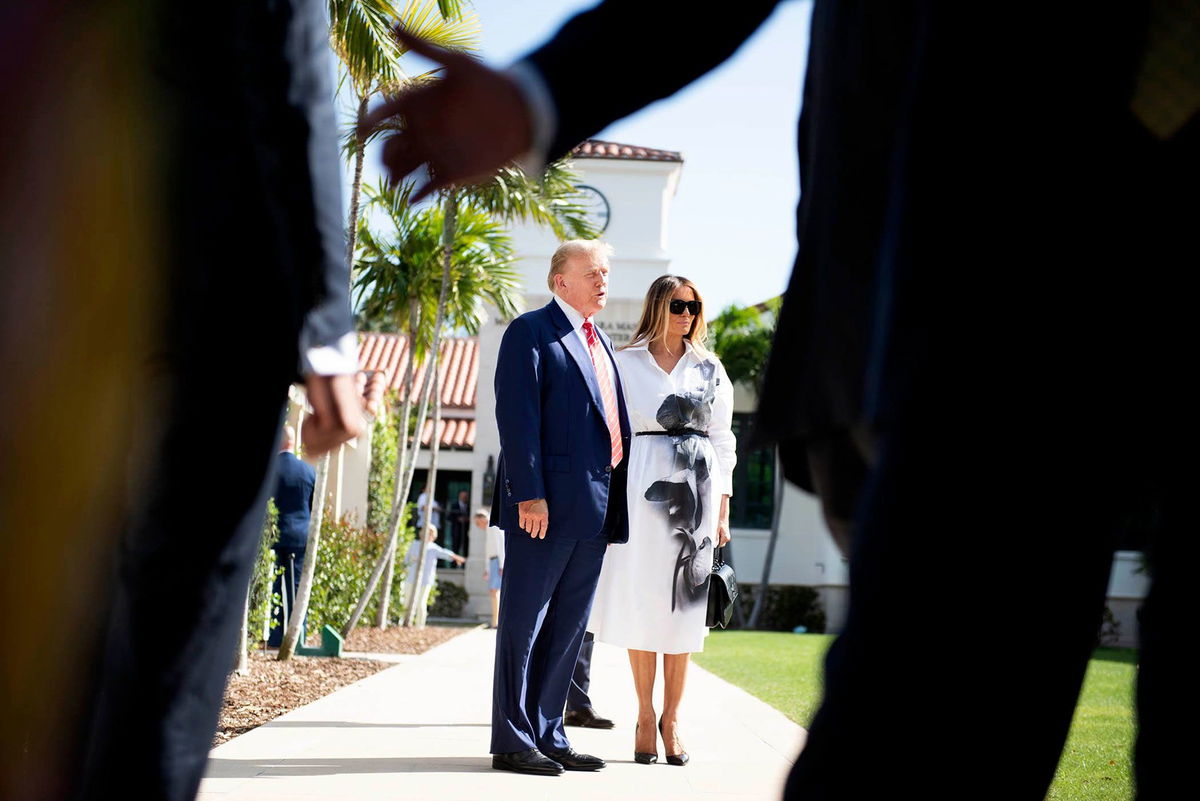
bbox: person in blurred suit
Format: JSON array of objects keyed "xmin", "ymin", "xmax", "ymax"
[
  {"xmin": 268, "ymin": 425, "xmax": 317, "ymax": 648},
  {"xmin": 68, "ymin": 3, "xmax": 363, "ymax": 801},
  {"xmin": 363, "ymin": 2, "xmax": 1194, "ymax": 798}
]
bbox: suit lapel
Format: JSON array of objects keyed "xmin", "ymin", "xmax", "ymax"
[{"xmin": 546, "ymin": 300, "xmax": 607, "ymax": 417}]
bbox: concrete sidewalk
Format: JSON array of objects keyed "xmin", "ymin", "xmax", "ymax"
[{"xmin": 199, "ymin": 628, "xmax": 805, "ymax": 801}]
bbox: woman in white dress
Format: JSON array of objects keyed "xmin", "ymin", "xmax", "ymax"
[{"xmin": 588, "ymin": 275, "xmax": 736, "ymax": 766}]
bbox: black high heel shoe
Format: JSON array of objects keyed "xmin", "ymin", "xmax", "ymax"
[
  {"xmin": 659, "ymin": 717, "xmax": 689, "ymax": 766},
  {"xmin": 634, "ymin": 723, "xmax": 658, "ymax": 764}
]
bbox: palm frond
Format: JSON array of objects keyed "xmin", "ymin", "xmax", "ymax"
[
  {"xmin": 329, "ymin": 0, "xmax": 406, "ymax": 94},
  {"xmin": 395, "ymin": 0, "xmax": 480, "ymax": 56},
  {"xmin": 464, "ymin": 162, "xmax": 597, "ymax": 240}
]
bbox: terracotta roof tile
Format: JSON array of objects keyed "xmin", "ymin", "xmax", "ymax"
[
  {"xmin": 569, "ymin": 139, "xmax": 683, "ymax": 163},
  {"xmin": 419, "ymin": 417, "xmax": 474, "ymax": 449},
  {"xmin": 357, "ymin": 332, "xmax": 477, "ymax": 411}
]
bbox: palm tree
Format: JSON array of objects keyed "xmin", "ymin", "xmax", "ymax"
[
  {"xmin": 329, "ymin": 0, "xmax": 479, "ymax": 270},
  {"xmin": 399, "ymin": 165, "xmax": 596, "ymax": 627},
  {"xmin": 341, "ymin": 182, "xmax": 526, "ymax": 633},
  {"xmin": 278, "ymin": 0, "xmax": 478, "ymax": 659}
]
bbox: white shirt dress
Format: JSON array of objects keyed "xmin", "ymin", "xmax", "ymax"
[{"xmin": 587, "ymin": 342, "xmax": 736, "ymax": 654}]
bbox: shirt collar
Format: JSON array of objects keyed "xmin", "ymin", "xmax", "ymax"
[
  {"xmin": 628, "ymin": 339, "xmax": 697, "ymax": 358},
  {"xmin": 553, "ymin": 294, "xmax": 591, "ymax": 332}
]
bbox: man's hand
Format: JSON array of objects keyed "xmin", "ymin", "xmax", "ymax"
[
  {"xmin": 518, "ymin": 498, "xmax": 549, "ymax": 539},
  {"xmin": 302, "ymin": 373, "xmax": 362, "ymax": 457},
  {"xmin": 453, "ymin": 555, "xmax": 466, "ymax": 566},
  {"xmin": 359, "ymin": 27, "xmax": 533, "ymax": 201}
]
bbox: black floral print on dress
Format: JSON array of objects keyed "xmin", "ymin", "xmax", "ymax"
[{"xmin": 643, "ymin": 361, "xmax": 718, "ymax": 612}]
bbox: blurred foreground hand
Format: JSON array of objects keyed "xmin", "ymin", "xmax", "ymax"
[
  {"xmin": 361, "ymin": 27, "xmax": 533, "ymax": 200},
  {"xmin": 302, "ymin": 373, "xmax": 363, "ymax": 456}
]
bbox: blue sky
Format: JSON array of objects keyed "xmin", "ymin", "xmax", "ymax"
[{"xmin": 357, "ymin": 0, "xmax": 813, "ymax": 314}]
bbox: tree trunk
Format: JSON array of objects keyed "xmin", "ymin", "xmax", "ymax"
[
  {"xmin": 341, "ymin": 351, "xmax": 436, "ymax": 638},
  {"xmin": 375, "ymin": 548, "xmax": 397, "ymax": 628},
  {"xmin": 278, "ymin": 452, "xmax": 330, "ymax": 660},
  {"xmin": 235, "ymin": 581, "xmax": 251, "ymax": 674},
  {"xmin": 375, "ymin": 300, "xmax": 421, "ymax": 629},
  {"xmin": 404, "ymin": 367, "xmax": 444, "ymax": 628},
  {"xmin": 345, "ymin": 95, "xmax": 370, "ymax": 270},
  {"xmin": 403, "ymin": 191, "xmax": 457, "ymax": 628},
  {"xmin": 747, "ymin": 450, "xmax": 784, "ymax": 629}
]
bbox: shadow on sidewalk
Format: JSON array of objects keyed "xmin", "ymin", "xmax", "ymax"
[{"xmin": 207, "ymin": 756, "xmax": 494, "ymax": 778}]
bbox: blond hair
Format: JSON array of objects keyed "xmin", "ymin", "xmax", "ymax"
[
  {"xmin": 546, "ymin": 239, "xmax": 614, "ymax": 292},
  {"xmin": 624, "ymin": 274, "xmax": 710, "ymax": 356}
]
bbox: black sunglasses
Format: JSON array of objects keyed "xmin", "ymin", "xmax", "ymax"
[{"xmin": 669, "ymin": 299, "xmax": 701, "ymax": 315}]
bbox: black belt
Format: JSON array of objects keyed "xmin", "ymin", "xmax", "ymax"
[{"xmin": 636, "ymin": 428, "xmax": 708, "ymax": 438}]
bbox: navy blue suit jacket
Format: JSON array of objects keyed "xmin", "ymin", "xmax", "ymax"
[
  {"xmin": 273, "ymin": 451, "xmax": 316, "ymax": 549},
  {"xmin": 490, "ymin": 300, "xmax": 631, "ymax": 543}
]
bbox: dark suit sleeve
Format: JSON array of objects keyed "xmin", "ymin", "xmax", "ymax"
[
  {"xmin": 525, "ymin": 0, "xmax": 783, "ymax": 159},
  {"xmin": 284, "ymin": 0, "xmax": 353, "ymax": 374},
  {"xmin": 304, "ymin": 462, "xmax": 317, "ymax": 513},
  {"xmin": 494, "ymin": 317, "xmax": 546, "ymax": 504}
]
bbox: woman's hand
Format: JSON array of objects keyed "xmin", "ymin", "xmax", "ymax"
[{"xmin": 717, "ymin": 494, "xmax": 732, "ymax": 547}]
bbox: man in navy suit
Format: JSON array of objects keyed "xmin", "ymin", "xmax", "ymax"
[
  {"xmin": 489, "ymin": 239, "xmax": 631, "ymax": 776},
  {"xmin": 268, "ymin": 425, "xmax": 317, "ymax": 647}
]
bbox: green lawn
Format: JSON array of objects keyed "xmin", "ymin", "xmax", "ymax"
[
  {"xmin": 694, "ymin": 631, "xmax": 833, "ymax": 727},
  {"xmin": 695, "ymin": 632, "xmax": 1137, "ymax": 800}
]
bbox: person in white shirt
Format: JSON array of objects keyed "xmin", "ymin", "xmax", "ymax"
[
  {"xmin": 404, "ymin": 524, "xmax": 465, "ymax": 627},
  {"xmin": 478, "ymin": 509, "xmax": 506, "ymax": 628}
]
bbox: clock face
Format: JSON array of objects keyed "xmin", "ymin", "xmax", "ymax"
[{"xmin": 575, "ymin": 184, "xmax": 611, "ymax": 235}]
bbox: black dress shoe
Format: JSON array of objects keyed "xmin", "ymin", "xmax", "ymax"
[
  {"xmin": 564, "ymin": 707, "xmax": 615, "ymax": 729},
  {"xmin": 542, "ymin": 747, "xmax": 606, "ymax": 771},
  {"xmin": 492, "ymin": 749, "xmax": 564, "ymax": 775}
]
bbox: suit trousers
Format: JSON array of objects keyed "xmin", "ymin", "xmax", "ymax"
[
  {"xmin": 491, "ymin": 535, "xmax": 607, "ymax": 754},
  {"xmin": 566, "ymin": 631, "xmax": 596, "ymax": 712},
  {"xmin": 268, "ymin": 547, "xmax": 307, "ymax": 648}
]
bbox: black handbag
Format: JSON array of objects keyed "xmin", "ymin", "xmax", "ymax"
[{"xmin": 706, "ymin": 546, "xmax": 739, "ymax": 629}]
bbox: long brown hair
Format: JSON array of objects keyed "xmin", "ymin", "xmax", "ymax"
[{"xmin": 624, "ymin": 275, "xmax": 709, "ymax": 356}]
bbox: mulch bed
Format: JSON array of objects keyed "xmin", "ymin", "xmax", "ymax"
[{"xmin": 216, "ymin": 625, "xmax": 474, "ymax": 746}]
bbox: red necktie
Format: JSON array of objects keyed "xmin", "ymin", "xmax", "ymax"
[{"xmin": 582, "ymin": 320, "xmax": 624, "ymax": 468}]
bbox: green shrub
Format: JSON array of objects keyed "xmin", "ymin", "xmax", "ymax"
[
  {"xmin": 428, "ymin": 580, "xmax": 469, "ymax": 618},
  {"xmin": 367, "ymin": 401, "xmax": 399, "ymax": 535},
  {"xmin": 246, "ymin": 499, "xmax": 282, "ymax": 649},
  {"xmin": 738, "ymin": 585, "xmax": 827, "ymax": 633},
  {"xmin": 305, "ymin": 509, "xmax": 415, "ymax": 636}
]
